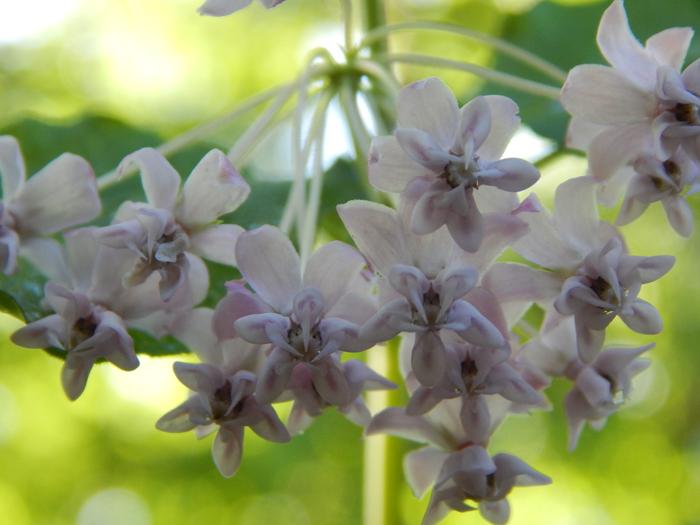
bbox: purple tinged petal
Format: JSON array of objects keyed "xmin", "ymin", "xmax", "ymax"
[
  {"xmin": 482, "ymin": 263, "xmax": 561, "ymax": 304},
  {"xmin": 404, "ymin": 447, "xmax": 449, "ymax": 498},
  {"xmin": 459, "ymin": 395, "xmax": 491, "ymax": 445},
  {"xmin": 388, "ymin": 264, "xmax": 430, "ymax": 317},
  {"xmin": 248, "ymin": 402, "xmax": 291, "ymax": 443},
  {"xmin": 359, "ymin": 298, "xmax": 409, "ymax": 344},
  {"xmin": 411, "ymin": 188, "xmax": 450, "ymax": 235},
  {"xmin": 453, "ymin": 301, "xmax": 504, "ymax": 348},
  {"xmin": 213, "ymin": 286, "xmax": 269, "ymax": 341},
  {"xmin": 412, "ymin": 331, "xmax": 447, "ymax": 387},
  {"xmin": 445, "ymin": 189, "xmax": 484, "ymax": 253},
  {"xmin": 189, "ymin": 224, "xmax": 244, "ymax": 266},
  {"xmin": 311, "ymin": 359, "xmax": 352, "ymax": 406},
  {"xmin": 574, "ymin": 319, "xmax": 606, "ymax": 364},
  {"xmin": 594, "ymin": 344, "xmax": 652, "ymax": 379},
  {"xmin": 10, "ymin": 153, "xmax": 100, "ymax": 235},
  {"xmin": 303, "ymin": 241, "xmax": 367, "ymax": 311},
  {"xmin": 118, "ymin": 148, "xmax": 180, "ymax": 211},
  {"xmin": 479, "ymin": 158, "xmax": 539, "ymax": 192},
  {"xmin": 575, "ymin": 366, "xmax": 612, "ymax": 407},
  {"xmin": 620, "ymin": 299, "xmax": 662, "ymax": 334},
  {"xmin": 235, "ymin": 225, "xmax": 301, "ymax": 314},
  {"xmin": 682, "ymin": 57, "xmax": 700, "ymax": 90},
  {"xmin": 343, "ymin": 360, "xmax": 396, "ymax": 391},
  {"xmin": 0, "ymin": 135, "xmax": 25, "ymax": 198},
  {"xmin": 632, "ymin": 255, "xmax": 675, "ymax": 283},
  {"xmin": 234, "ymin": 312, "xmax": 291, "ymax": 346},
  {"xmin": 156, "ymin": 397, "xmax": 203, "ymax": 433},
  {"xmin": 61, "ymin": 357, "xmax": 93, "ymax": 401},
  {"xmin": 178, "ymin": 150, "xmax": 249, "ymax": 226},
  {"xmin": 455, "ymin": 96, "xmax": 491, "ymax": 154},
  {"xmin": 11, "ymin": 314, "xmax": 65, "ymax": 350},
  {"xmin": 199, "ymin": 0, "xmax": 253, "ymax": 15},
  {"xmin": 617, "ymin": 194, "xmax": 650, "ymax": 226},
  {"xmin": 407, "ymin": 386, "xmax": 443, "ymax": 416},
  {"xmin": 492, "ymin": 453, "xmax": 551, "ymax": 488},
  {"xmin": 588, "ymin": 124, "xmax": 652, "ymax": 181},
  {"xmin": 337, "ymin": 200, "xmax": 410, "ymax": 277},
  {"xmin": 554, "ymin": 176, "xmax": 603, "ymax": 251},
  {"xmin": 19, "ymin": 237, "xmax": 71, "ymax": 284},
  {"xmin": 395, "ymin": 128, "xmax": 452, "ymax": 171},
  {"xmin": 565, "ymin": 388, "xmax": 593, "ymax": 451},
  {"xmin": 477, "ymin": 96, "xmax": 520, "ymax": 160},
  {"xmin": 560, "ymin": 64, "xmax": 656, "ymax": 125},
  {"xmin": 256, "ymin": 348, "xmax": 295, "ymax": 403},
  {"xmin": 398, "ymin": 77, "xmax": 459, "ymax": 149},
  {"xmin": 212, "ymin": 426, "xmax": 244, "ymax": 478}
]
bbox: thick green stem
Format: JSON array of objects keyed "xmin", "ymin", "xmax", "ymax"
[{"xmin": 363, "ymin": 337, "xmax": 406, "ymax": 525}]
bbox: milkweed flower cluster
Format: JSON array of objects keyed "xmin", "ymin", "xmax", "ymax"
[{"xmin": 2, "ymin": 0, "xmax": 696, "ymax": 524}]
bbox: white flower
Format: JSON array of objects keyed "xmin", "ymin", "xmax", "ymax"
[
  {"xmin": 562, "ymin": 0, "xmax": 699, "ymax": 182},
  {"xmin": 94, "ymin": 148, "xmax": 249, "ymax": 302},
  {"xmin": 369, "ymin": 78, "xmax": 539, "ymax": 252},
  {"xmin": 0, "ymin": 136, "xmax": 100, "ymax": 275}
]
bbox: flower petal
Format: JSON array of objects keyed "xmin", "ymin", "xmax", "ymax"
[
  {"xmin": 368, "ymin": 136, "xmax": 431, "ymax": 193},
  {"xmin": 479, "ymin": 158, "xmax": 539, "ymax": 192},
  {"xmin": 235, "ymin": 226, "xmax": 301, "ymax": 314},
  {"xmin": 646, "ymin": 27, "xmax": 693, "ymax": 70},
  {"xmin": 620, "ymin": 299, "xmax": 662, "ymax": 334},
  {"xmin": 398, "ymin": 77, "xmax": 459, "ymax": 149},
  {"xmin": 189, "ymin": 224, "xmax": 244, "ymax": 266},
  {"xmin": 256, "ymin": 348, "xmax": 295, "ymax": 403},
  {"xmin": 366, "ymin": 407, "xmax": 453, "ymax": 449},
  {"xmin": 554, "ymin": 176, "xmax": 601, "ymax": 251},
  {"xmin": 61, "ymin": 357, "xmax": 94, "ymax": 401},
  {"xmin": 11, "ymin": 154, "xmax": 100, "ymax": 235},
  {"xmin": 173, "ymin": 362, "xmax": 225, "ymax": 393},
  {"xmin": 118, "ymin": 148, "xmax": 180, "ymax": 211},
  {"xmin": 178, "ymin": 150, "xmax": 249, "ymax": 226},
  {"xmin": 479, "ymin": 500, "xmax": 510, "ymax": 525},
  {"xmin": 454, "ymin": 96, "xmax": 491, "ymax": 154},
  {"xmin": 248, "ymin": 403, "xmax": 291, "ymax": 443},
  {"xmin": 395, "ymin": 128, "xmax": 452, "ymax": 171},
  {"xmin": 412, "ymin": 331, "xmax": 447, "ymax": 387},
  {"xmin": 588, "ymin": 123, "xmax": 652, "ymax": 181},
  {"xmin": 404, "ymin": 447, "xmax": 449, "ymax": 498},
  {"xmin": 212, "ymin": 426, "xmax": 244, "ymax": 478},
  {"xmin": 0, "ymin": 135, "xmax": 25, "ymax": 198},
  {"xmin": 662, "ymin": 197, "xmax": 694, "ymax": 237},
  {"xmin": 303, "ymin": 241, "xmax": 367, "ymax": 311},
  {"xmin": 337, "ymin": 200, "xmax": 410, "ymax": 276}
]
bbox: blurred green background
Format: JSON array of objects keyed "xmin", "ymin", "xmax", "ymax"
[{"xmin": 1, "ymin": 0, "xmax": 699, "ymax": 524}]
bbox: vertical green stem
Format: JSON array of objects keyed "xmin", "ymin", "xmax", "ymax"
[{"xmin": 363, "ymin": 337, "xmax": 406, "ymax": 525}]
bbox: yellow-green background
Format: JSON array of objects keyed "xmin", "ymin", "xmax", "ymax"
[{"xmin": 0, "ymin": 0, "xmax": 699, "ymax": 524}]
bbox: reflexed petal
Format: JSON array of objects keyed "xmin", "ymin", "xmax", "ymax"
[
  {"xmin": 682, "ymin": 57, "xmax": 700, "ymax": 91},
  {"xmin": 404, "ymin": 447, "xmax": 449, "ymax": 498},
  {"xmin": 596, "ymin": 0, "xmax": 658, "ymax": 90},
  {"xmin": 646, "ymin": 27, "xmax": 693, "ymax": 70},
  {"xmin": 479, "ymin": 500, "xmax": 510, "ymax": 525},
  {"xmin": 398, "ymin": 77, "xmax": 459, "ymax": 149},
  {"xmin": 178, "ymin": 150, "xmax": 249, "ymax": 226},
  {"xmin": 575, "ymin": 320, "xmax": 606, "ymax": 364},
  {"xmin": 594, "ymin": 344, "xmax": 652, "ymax": 378},
  {"xmin": 0, "ymin": 135, "xmax": 25, "ymax": 198},
  {"xmin": 303, "ymin": 241, "xmax": 367, "ymax": 311},
  {"xmin": 61, "ymin": 357, "xmax": 94, "ymax": 401},
  {"xmin": 554, "ymin": 176, "xmax": 601, "ymax": 250},
  {"xmin": 213, "ymin": 286, "xmax": 269, "ymax": 341},
  {"xmin": 412, "ymin": 331, "xmax": 447, "ymax": 387},
  {"xmin": 482, "ymin": 263, "xmax": 561, "ymax": 304},
  {"xmin": 20, "ymin": 237, "xmax": 71, "ymax": 284},
  {"xmin": 248, "ymin": 403, "xmax": 291, "ymax": 443},
  {"xmin": 406, "ymin": 387, "xmax": 443, "ymax": 416},
  {"xmin": 476, "ymin": 95, "xmax": 520, "ymax": 160},
  {"xmin": 575, "ymin": 366, "xmax": 612, "ymax": 407},
  {"xmin": 337, "ymin": 200, "xmax": 410, "ymax": 276},
  {"xmin": 366, "ymin": 407, "xmax": 453, "ymax": 449},
  {"xmin": 235, "ymin": 226, "xmax": 301, "ymax": 313},
  {"xmin": 492, "ymin": 453, "xmax": 551, "ymax": 487},
  {"xmin": 199, "ymin": 0, "xmax": 253, "ymax": 15},
  {"xmin": 11, "ymin": 314, "xmax": 65, "ymax": 349},
  {"xmin": 460, "ymin": 395, "xmax": 491, "ymax": 444},
  {"xmin": 189, "ymin": 224, "xmax": 244, "ymax": 266},
  {"xmin": 588, "ymin": 124, "xmax": 652, "ymax": 181},
  {"xmin": 156, "ymin": 399, "xmax": 200, "ymax": 433},
  {"xmin": 118, "ymin": 148, "xmax": 180, "ymax": 211},
  {"xmin": 445, "ymin": 189, "xmax": 484, "ymax": 253},
  {"xmin": 368, "ymin": 136, "xmax": 430, "ymax": 192},
  {"xmin": 621, "ymin": 299, "xmax": 662, "ymax": 334},
  {"xmin": 11, "ymin": 154, "xmax": 100, "ymax": 235},
  {"xmin": 411, "ymin": 188, "xmax": 450, "ymax": 235},
  {"xmin": 173, "ymin": 362, "xmax": 225, "ymax": 393},
  {"xmin": 256, "ymin": 349, "xmax": 295, "ymax": 403},
  {"xmin": 662, "ymin": 197, "xmax": 694, "ymax": 237},
  {"xmin": 560, "ymin": 65, "xmax": 655, "ymax": 124},
  {"xmin": 617, "ymin": 195, "xmax": 649, "ymax": 226},
  {"xmin": 453, "ymin": 301, "xmax": 504, "ymax": 348},
  {"xmin": 234, "ymin": 313, "xmax": 291, "ymax": 345},
  {"xmin": 631, "ymin": 255, "xmax": 675, "ymax": 283},
  {"xmin": 212, "ymin": 426, "xmax": 244, "ymax": 478}
]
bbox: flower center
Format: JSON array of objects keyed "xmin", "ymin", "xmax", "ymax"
[
  {"xmin": 650, "ymin": 160, "xmax": 683, "ymax": 192},
  {"xmin": 441, "ymin": 158, "xmax": 481, "ymax": 189},
  {"xmin": 287, "ymin": 322, "xmax": 323, "ymax": 361},
  {"xmin": 673, "ymin": 103, "xmax": 700, "ymax": 125},
  {"xmin": 70, "ymin": 315, "xmax": 98, "ymax": 348}
]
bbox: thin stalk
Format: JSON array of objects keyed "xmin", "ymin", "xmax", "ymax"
[
  {"xmin": 363, "ymin": 337, "xmax": 405, "ymax": 525},
  {"xmin": 340, "ymin": 0, "xmax": 354, "ymax": 51},
  {"xmin": 299, "ymin": 91, "xmax": 332, "ymax": 266},
  {"xmin": 96, "ymin": 85, "xmax": 287, "ymax": 190},
  {"xmin": 361, "ymin": 22, "xmax": 567, "ymax": 83},
  {"xmin": 354, "ymin": 58, "xmax": 400, "ymax": 100},
  {"xmin": 339, "ymin": 80, "xmax": 371, "ymax": 161},
  {"xmin": 380, "ymin": 53, "xmax": 562, "ymax": 100}
]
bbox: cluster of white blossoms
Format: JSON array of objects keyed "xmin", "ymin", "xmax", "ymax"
[{"xmin": 1, "ymin": 0, "xmax": 696, "ymax": 524}]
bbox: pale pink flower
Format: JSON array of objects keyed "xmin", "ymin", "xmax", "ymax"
[
  {"xmin": 369, "ymin": 77, "xmax": 539, "ymax": 252},
  {"xmin": 0, "ymin": 136, "xmax": 100, "ymax": 275},
  {"xmin": 565, "ymin": 344, "xmax": 651, "ymax": 450},
  {"xmin": 217, "ymin": 226, "xmax": 379, "ymax": 410},
  {"xmin": 562, "ymin": 0, "xmax": 699, "ymax": 181},
  {"xmin": 617, "ymin": 148, "xmax": 700, "ymax": 236},
  {"xmin": 10, "ymin": 230, "xmax": 164, "ymax": 399},
  {"xmin": 198, "ymin": 0, "xmax": 285, "ymax": 16},
  {"xmin": 339, "ymin": 194, "xmax": 526, "ymax": 387},
  {"xmin": 94, "ymin": 148, "xmax": 248, "ymax": 302}
]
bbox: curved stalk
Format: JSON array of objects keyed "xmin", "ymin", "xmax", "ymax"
[
  {"xmin": 379, "ymin": 53, "xmax": 562, "ymax": 100},
  {"xmin": 361, "ymin": 22, "xmax": 567, "ymax": 83},
  {"xmin": 339, "ymin": 80, "xmax": 371, "ymax": 161},
  {"xmin": 340, "ymin": 0, "xmax": 354, "ymax": 51}
]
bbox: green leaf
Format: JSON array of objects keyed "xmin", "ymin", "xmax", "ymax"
[
  {"xmin": 128, "ymin": 328, "xmax": 191, "ymax": 357},
  {"xmin": 0, "ymin": 260, "xmax": 48, "ymax": 322}
]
